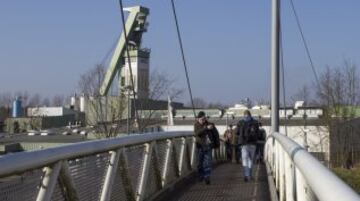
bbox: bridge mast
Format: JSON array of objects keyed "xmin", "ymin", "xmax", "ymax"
[{"xmin": 271, "ymin": 0, "xmax": 280, "ymax": 133}]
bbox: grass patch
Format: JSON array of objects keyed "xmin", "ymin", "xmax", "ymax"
[{"xmin": 333, "ymin": 167, "xmax": 360, "ymax": 193}]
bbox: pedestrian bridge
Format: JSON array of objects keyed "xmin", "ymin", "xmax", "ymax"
[{"xmin": 0, "ymin": 131, "xmax": 359, "ymax": 201}]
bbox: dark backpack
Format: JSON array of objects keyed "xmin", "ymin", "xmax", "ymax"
[
  {"xmin": 207, "ymin": 123, "xmax": 220, "ymax": 148},
  {"xmin": 243, "ymin": 120, "xmax": 260, "ymax": 144}
]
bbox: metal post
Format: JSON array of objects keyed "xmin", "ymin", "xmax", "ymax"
[
  {"xmin": 284, "ymin": 155, "xmax": 295, "ymax": 201},
  {"xmin": 100, "ymin": 150, "xmax": 121, "ymax": 201},
  {"xmin": 296, "ymin": 168, "xmax": 307, "ymax": 201},
  {"xmin": 136, "ymin": 143, "xmax": 153, "ymax": 201},
  {"xmin": 190, "ymin": 137, "xmax": 196, "ymax": 169},
  {"xmin": 162, "ymin": 139, "xmax": 173, "ymax": 187},
  {"xmin": 178, "ymin": 137, "xmax": 186, "ymax": 176},
  {"xmin": 127, "ymin": 88, "xmax": 130, "ymax": 135},
  {"xmin": 36, "ymin": 161, "xmax": 62, "ymax": 201},
  {"xmin": 271, "ymin": 0, "xmax": 280, "ymax": 133},
  {"xmin": 280, "ymin": 148, "xmax": 285, "ymax": 201}
]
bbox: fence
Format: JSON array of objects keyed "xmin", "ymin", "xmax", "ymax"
[
  {"xmin": 0, "ymin": 131, "xmax": 226, "ymax": 201},
  {"xmin": 265, "ymin": 132, "xmax": 360, "ymax": 201}
]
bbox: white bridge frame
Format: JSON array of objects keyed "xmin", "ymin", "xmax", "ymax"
[
  {"xmin": 0, "ymin": 131, "xmax": 359, "ymax": 201},
  {"xmin": 265, "ymin": 132, "xmax": 360, "ymax": 201},
  {"xmin": 0, "ymin": 132, "xmax": 226, "ymax": 201}
]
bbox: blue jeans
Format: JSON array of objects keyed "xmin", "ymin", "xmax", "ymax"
[
  {"xmin": 197, "ymin": 146, "xmax": 212, "ymax": 179},
  {"xmin": 241, "ymin": 144, "xmax": 256, "ymax": 178}
]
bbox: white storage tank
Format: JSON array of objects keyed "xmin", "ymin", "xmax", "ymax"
[{"xmin": 80, "ymin": 95, "xmax": 86, "ymax": 112}]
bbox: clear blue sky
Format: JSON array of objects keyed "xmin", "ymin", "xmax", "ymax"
[{"xmin": 0, "ymin": 1, "xmax": 359, "ymax": 105}]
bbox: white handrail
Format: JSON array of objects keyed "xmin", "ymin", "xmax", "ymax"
[
  {"xmin": 0, "ymin": 131, "xmax": 193, "ymax": 177},
  {"xmin": 0, "ymin": 131, "xmax": 211, "ymax": 201},
  {"xmin": 265, "ymin": 132, "xmax": 360, "ymax": 201}
]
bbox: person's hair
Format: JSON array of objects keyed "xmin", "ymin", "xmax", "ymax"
[
  {"xmin": 243, "ymin": 110, "xmax": 251, "ymax": 117},
  {"xmin": 197, "ymin": 111, "xmax": 206, "ymax": 118},
  {"xmin": 229, "ymin": 124, "xmax": 233, "ymax": 128}
]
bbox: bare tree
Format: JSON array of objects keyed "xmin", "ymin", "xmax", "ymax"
[
  {"xmin": 148, "ymin": 70, "xmax": 184, "ymax": 100},
  {"xmin": 0, "ymin": 92, "xmax": 13, "ymax": 107},
  {"xmin": 52, "ymin": 95, "xmax": 65, "ymax": 107},
  {"xmin": 78, "ymin": 64, "xmax": 105, "ymax": 96},
  {"xmin": 315, "ymin": 60, "xmax": 360, "ymax": 167},
  {"xmin": 42, "ymin": 98, "xmax": 50, "ymax": 107},
  {"xmin": 189, "ymin": 97, "xmax": 208, "ymax": 109},
  {"xmin": 28, "ymin": 94, "xmax": 42, "ymax": 107},
  {"xmin": 257, "ymin": 99, "xmax": 270, "ymax": 106},
  {"xmin": 207, "ymin": 102, "xmax": 228, "ymax": 110},
  {"xmin": 291, "ymin": 84, "xmax": 311, "ymax": 106},
  {"xmin": 138, "ymin": 70, "xmax": 184, "ymax": 131},
  {"xmin": 78, "ymin": 64, "xmax": 126, "ymax": 138}
]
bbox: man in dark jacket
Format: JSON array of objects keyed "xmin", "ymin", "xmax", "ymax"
[
  {"xmin": 194, "ymin": 111, "xmax": 218, "ymax": 185},
  {"xmin": 236, "ymin": 110, "xmax": 260, "ymax": 182}
]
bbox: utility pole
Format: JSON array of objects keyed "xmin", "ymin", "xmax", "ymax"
[{"xmin": 271, "ymin": 0, "xmax": 280, "ymax": 133}]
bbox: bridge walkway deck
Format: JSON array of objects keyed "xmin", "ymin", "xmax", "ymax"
[{"xmin": 164, "ymin": 162, "xmax": 271, "ymax": 201}]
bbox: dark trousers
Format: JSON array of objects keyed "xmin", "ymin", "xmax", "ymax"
[
  {"xmin": 235, "ymin": 144, "xmax": 242, "ymax": 163},
  {"xmin": 225, "ymin": 141, "xmax": 232, "ymax": 161},
  {"xmin": 197, "ymin": 146, "xmax": 212, "ymax": 179},
  {"xmin": 256, "ymin": 143, "xmax": 264, "ymax": 163}
]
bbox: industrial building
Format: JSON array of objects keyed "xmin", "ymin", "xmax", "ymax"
[{"xmin": 4, "ymin": 97, "xmax": 85, "ymax": 133}]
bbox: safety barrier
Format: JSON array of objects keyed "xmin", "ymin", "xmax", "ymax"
[
  {"xmin": 0, "ymin": 131, "xmax": 226, "ymax": 201},
  {"xmin": 265, "ymin": 132, "xmax": 360, "ymax": 201}
]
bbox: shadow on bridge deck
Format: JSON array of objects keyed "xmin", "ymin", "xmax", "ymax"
[{"xmin": 159, "ymin": 162, "xmax": 270, "ymax": 201}]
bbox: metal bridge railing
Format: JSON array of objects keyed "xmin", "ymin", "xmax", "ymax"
[
  {"xmin": 0, "ymin": 131, "xmax": 226, "ymax": 201},
  {"xmin": 265, "ymin": 132, "xmax": 360, "ymax": 201}
]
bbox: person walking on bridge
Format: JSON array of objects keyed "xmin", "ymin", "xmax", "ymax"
[
  {"xmin": 236, "ymin": 110, "xmax": 260, "ymax": 182},
  {"xmin": 194, "ymin": 111, "xmax": 219, "ymax": 185},
  {"xmin": 224, "ymin": 124, "xmax": 234, "ymax": 161}
]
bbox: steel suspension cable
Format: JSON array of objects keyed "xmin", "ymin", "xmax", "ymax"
[
  {"xmin": 119, "ymin": 0, "xmax": 141, "ymax": 131},
  {"xmin": 288, "ymin": 0, "xmax": 321, "ymax": 89},
  {"xmin": 170, "ymin": 0, "xmax": 197, "ymax": 118}
]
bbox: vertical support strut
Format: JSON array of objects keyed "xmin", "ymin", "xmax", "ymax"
[
  {"xmin": 36, "ymin": 161, "xmax": 62, "ymax": 201},
  {"xmin": 100, "ymin": 149, "xmax": 121, "ymax": 201}
]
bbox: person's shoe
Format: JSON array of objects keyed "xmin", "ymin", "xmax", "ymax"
[
  {"xmin": 205, "ymin": 178, "xmax": 211, "ymax": 185},
  {"xmin": 244, "ymin": 177, "xmax": 249, "ymax": 182}
]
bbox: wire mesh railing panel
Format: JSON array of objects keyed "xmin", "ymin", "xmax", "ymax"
[
  {"xmin": 124, "ymin": 145, "xmax": 146, "ymax": 193},
  {"xmin": 0, "ymin": 132, "xmax": 203, "ymax": 201},
  {"xmin": 181, "ymin": 142, "xmax": 191, "ymax": 175},
  {"xmin": 50, "ymin": 181, "xmax": 65, "ymax": 201},
  {"xmin": 166, "ymin": 145, "xmax": 178, "ymax": 184},
  {"xmin": 0, "ymin": 169, "xmax": 43, "ymax": 201},
  {"xmin": 143, "ymin": 151, "xmax": 161, "ymax": 200},
  {"xmin": 68, "ymin": 153, "xmax": 109, "ymax": 201},
  {"xmin": 188, "ymin": 138, "xmax": 198, "ymax": 169},
  {"xmin": 110, "ymin": 162, "xmax": 129, "ymax": 201},
  {"xmin": 172, "ymin": 138, "xmax": 182, "ymax": 166},
  {"xmin": 155, "ymin": 140, "xmax": 168, "ymax": 176}
]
